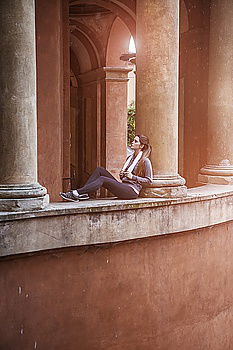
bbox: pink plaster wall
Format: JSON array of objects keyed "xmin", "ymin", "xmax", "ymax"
[
  {"xmin": 36, "ymin": 0, "xmax": 63, "ymax": 201},
  {"xmin": 1, "ymin": 220, "xmax": 233, "ymax": 349}
]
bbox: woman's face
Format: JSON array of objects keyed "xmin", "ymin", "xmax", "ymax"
[{"xmin": 131, "ymin": 136, "xmax": 143, "ymax": 150}]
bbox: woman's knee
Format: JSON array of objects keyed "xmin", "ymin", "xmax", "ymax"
[
  {"xmin": 95, "ymin": 167, "xmax": 110, "ymax": 177},
  {"xmin": 100, "ymin": 175, "xmax": 109, "ymax": 182},
  {"xmin": 95, "ymin": 166, "xmax": 105, "ymax": 173},
  {"xmin": 101, "ymin": 176, "xmax": 114, "ymax": 187}
]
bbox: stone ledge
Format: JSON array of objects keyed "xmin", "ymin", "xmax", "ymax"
[
  {"xmin": 1, "ymin": 184, "xmax": 233, "ymax": 222},
  {"xmin": 1, "ymin": 184, "xmax": 233, "ymax": 257}
]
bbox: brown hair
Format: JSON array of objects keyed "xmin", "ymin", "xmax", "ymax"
[{"xmin": 134, "ymin": 135, "xmax": 152, "ymax": 176}]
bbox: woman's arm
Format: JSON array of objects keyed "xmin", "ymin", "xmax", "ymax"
[
  {"xmin": 119, "ymin": 155, "xmax": 131, "ymax": 179},
  {"xmin": 132, "ymin": 158, "xmax": 153, "ymax": 185}
]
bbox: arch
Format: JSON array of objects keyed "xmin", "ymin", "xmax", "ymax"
[
  {"xmin": 70, "ymin": 19, "xmax": 106, "ymax": 66},
  {"xmin": 106, "ymin": 16, "xmax": 132, "ymax": 66},
  {"xmin": 70, "ymin": 0, "xmax": 135, "ymax": 37},
  {"xmin": 71, "ymin": 29, "xmax": 100, "ymax": 70},
  {"xmin": 70, "ymin": 33, "xmax": 93, "ymax": 73},
  {"xmin": 111, "ymin": 0, "xmax": 136, "ymax": 20},
  {"xmin": 70, "ymin": 47, "xmax": 81, "ymax": 80},
  {"xmin": 70, "ymin": 69, "xmax": 78, "ymax": 88}
]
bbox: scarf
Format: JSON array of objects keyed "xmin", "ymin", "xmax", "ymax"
[{"xmin": 121, "ymin": 151, "xmax": 143, "ymax": 173}]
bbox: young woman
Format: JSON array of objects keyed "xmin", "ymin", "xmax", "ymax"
[{"xmin": 60, "ymin": 135, "xmax": 153, "ymax": 201}]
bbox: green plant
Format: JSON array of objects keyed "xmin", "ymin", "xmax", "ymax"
[{"xmin": 127, "ymin": 102, "xmax": 135, "ymax": 145}]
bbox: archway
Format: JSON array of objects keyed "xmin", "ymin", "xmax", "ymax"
[{"xmin": 68, "ymin": 1, "xmax": 136, "ymax": 189}]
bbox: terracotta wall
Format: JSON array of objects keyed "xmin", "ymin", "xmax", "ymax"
[
  {"xmin": 180, "ymin": 0, "xmax": 210, "ymax": 187},
  {"xmin": 78, "ymin": 82, "xmax": 98, "ymax": 185},
  {"xmin": 61, "ymin": 0, "xmax": 71, "ymax": 194},
  {"xmin": 36, "ymin": 0, "xmax": 64, "ymax": 201},
  {"xmin": 181, "ymin": 28, "xmax": 209, "ymax": 187},
  {"xmin": 1, "ymin": 220, "xmax": 233, "ymax": 349}
]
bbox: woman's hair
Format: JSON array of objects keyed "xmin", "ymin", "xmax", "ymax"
[{"xmin": 135, "ymin": 135, "xmax": 152, "ymax": 176}]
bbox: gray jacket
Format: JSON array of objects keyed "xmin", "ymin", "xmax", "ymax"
[{"xmin": 121, "ymin": 157, "xmax": 153, "ymax": 194}]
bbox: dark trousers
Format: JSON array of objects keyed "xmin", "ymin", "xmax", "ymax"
[{"xmin": 77, "ymin": 167, "xmax": 138, "ymax": 199}]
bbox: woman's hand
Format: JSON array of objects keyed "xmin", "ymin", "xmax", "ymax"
[{"xmin": 124, "ymin": 171, "xmax": 133, "ymax": 179}]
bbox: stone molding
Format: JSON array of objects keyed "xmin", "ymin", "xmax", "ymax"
[
  {"xmin": 200, "ymin": 163, "xmax": 233, "ymax": 176},
  {"xmin": 198, "ymin": 174, "xmax": 233, "ymax": 185},
  {"xmin": 199, "ymin": 161, "xmax": 233, "ymax": 185},
  {"xmin": 0, "ymin": 183, "xmax": 47, "ymax": 199},
  {"xmin": 151, "ymin": 174, "xmax": 186, "ymax": 187},
  {"xmin": 103, "ymin": 67, "xmax": 133, "ymax": 82},
  {"xmin": 0, "ymin": 184, "xmax": 48, "ymax": 212},
  {"xmin": 140, "ymin": 185, "xmax": 187, "ymax": 198},
  {"xmin": 78, "ymin": 66, "xmax": 133, "ymax": 85},
  {"xmin": 140, "ymin": 174, "xmax": 187, "ymax": 198},
  {"xmin": 1, "ymin": 185, "xmax": 233, "ymax": 257},
  {"xmin": 0, "ymin": 195, "xmax": 49, "ymax": 212}
]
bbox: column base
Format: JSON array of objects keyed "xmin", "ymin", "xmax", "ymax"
[
  {"xmin": 140, "ymin": 175, "xmax": 187, "ymax": 198},
  {"xmin": 199, "ymin": 162, "xmax": 233, "ymax": 185},
  {"xmin": 0, "ymin": 183, "xmax": 49, "ymax": 211},
  {"xmin": 198, "ymin": 174, "xmax": 233, "ymax": 185}
]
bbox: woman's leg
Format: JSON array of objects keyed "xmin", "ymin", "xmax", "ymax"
[
  {"xmin": 84, "ymin": 167, "xmax": 116, "ymax": 185},
  {"xmin": 77, "ymin": 176, "xmax": 138, "ymax": 199},
  {"xmin": 60, "ymin": 167, "xmax": 118, "ymax": 202}
]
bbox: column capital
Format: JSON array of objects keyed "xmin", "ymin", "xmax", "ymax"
[
  {"xmin": 78, "ymin": 66, "xmax": 133, "ymax": 85},
  {"xmin": 103, "ymin": 66, "xmax": 133, "ymax": 82}
]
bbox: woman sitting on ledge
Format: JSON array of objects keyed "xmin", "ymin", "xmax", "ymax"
[{"xmin": 60, "ymin": 135, "xmax": 153, "ymax": 202}]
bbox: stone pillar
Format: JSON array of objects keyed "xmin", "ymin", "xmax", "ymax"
[
  {"xmin": 136, "ymin": 0, "xmax": 186, "ymax": 197},
  {"xmin": 0, "ymin": 0, "xmax": 48, "ymax": 211},
  {"xmin": 104, "ymin": 67, "xmax": 132, "ymax": 178},
  {"xmin": 199, "ymin": 0, "xmax": 233, "ymax": 185},
  {"xmin": 79, "ymin": 67, "xmax": 132, "ymax": 181},
  {"xmin": 36, "ymin": 0, "xmax": 65, "ymax": 201}
]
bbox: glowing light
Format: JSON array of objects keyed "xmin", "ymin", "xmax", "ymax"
[{"xmin": 128, "ymin": 36, "xmax": 136, "ymax": 54}]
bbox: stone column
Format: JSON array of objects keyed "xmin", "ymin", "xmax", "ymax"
[
  {"xmin": 79, "ymin": 66, "xmax": 132, "ymax": 180},
  {"xmin": 0, "ymin": 0, "xmax": 48, "ymax": 211},
  {"xmin": 199, "ymin": 0, "xmax": 233, "ymax": 185},
  {"xmin": 136, "ymin": 0, "xmax": 186, "ymax": 197},
  {"xmin": 104, "ymin": 67, "xmax": 132, "ymax": 178}
]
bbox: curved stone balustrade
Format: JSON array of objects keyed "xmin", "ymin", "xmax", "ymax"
[{"xmin": 1, "ymin": 184, "xmax": 233, "ymax": 257}]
